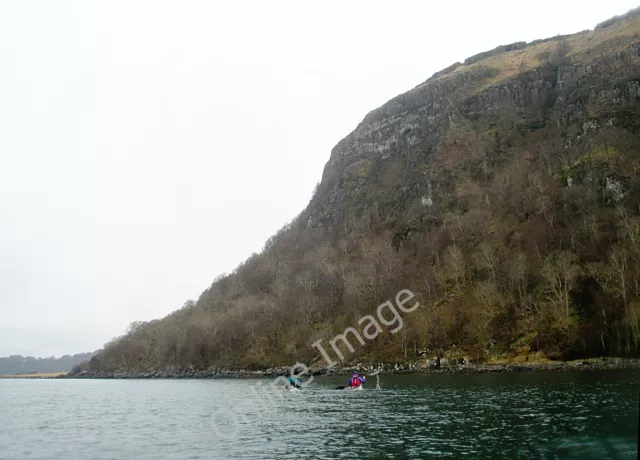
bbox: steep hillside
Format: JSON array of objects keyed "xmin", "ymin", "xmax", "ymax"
[{"xmin": 79, "ymin": 9, "xmax": 640, "ymax": 375}]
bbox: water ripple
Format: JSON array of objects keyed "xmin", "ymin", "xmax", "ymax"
[{"xmin": 0, "ymin": 371, "xmax": 638, "ymax": 459}]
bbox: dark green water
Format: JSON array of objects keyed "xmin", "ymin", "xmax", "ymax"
[{"xmin": 1, "ymin": 370, "xmax": 638, "ymax": 459}]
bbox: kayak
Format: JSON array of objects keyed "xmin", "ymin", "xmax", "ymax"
[
  {"xmin": 340, "ymin": 385, "xmax": 363, "ymax": 391},
  {"xmin": 335, "ymin": 384, "xmax": 365, "ymax": 390}
]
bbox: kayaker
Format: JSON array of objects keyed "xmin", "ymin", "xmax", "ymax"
[
  {"xmin": 288, "ymin": 370, "xmax": 303, "ymax": 390},
  {"xmin": 348, "ymin": 371, "xmax": 366, "ymax": 388}
]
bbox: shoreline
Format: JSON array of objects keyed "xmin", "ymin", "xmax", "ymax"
[
  {"xmin": 60, "ymin": 357, "xmax": 640, "ymax": 380},
  {"xmin": 0, "ymin": 372, "xmax": 68, "ymax": 379}
]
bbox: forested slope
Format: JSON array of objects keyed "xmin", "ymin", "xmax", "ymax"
[{"xmin": 78, "ymin": 9, "xmax": 640, "ymax": 374}]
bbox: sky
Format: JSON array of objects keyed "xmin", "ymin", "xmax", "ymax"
[{"xmin": 0, "ymin": 0, "xmax": 638, "ymax": 357}]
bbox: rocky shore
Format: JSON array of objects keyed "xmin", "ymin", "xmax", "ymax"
[{"xmin": 61, "ymin": 357, "xmax": 640, "ymax": 379}]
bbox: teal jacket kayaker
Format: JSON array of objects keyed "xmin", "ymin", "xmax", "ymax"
[{"xmin": 288, "ymin": 375, "xmax": 302, "ymax": 389}]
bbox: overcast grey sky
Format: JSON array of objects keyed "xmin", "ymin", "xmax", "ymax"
[{"xmin": 1, "ymin": 0, "xmax": 638, "ymax": 357}]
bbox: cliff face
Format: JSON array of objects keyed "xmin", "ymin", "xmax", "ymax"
[
  {"xmin": 311, "ymin": 13, "xmax": 640, "ymax": 232},
  {"xmin": 80, "ymin": 9, "xmax": 640, "ymax": 375}
]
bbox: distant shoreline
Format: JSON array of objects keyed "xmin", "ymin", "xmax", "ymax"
[
  {"xmin": 0, "ymin": 372, "xmax": 68, "ymax": 379},
  {"xmin": 60, "ymin": 357, "xmax": 640, "ymax": 380}
]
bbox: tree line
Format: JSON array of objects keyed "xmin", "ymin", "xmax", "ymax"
[{"xmin": 0, "ymin": 352, "xmax": 96, "ymax": 375}]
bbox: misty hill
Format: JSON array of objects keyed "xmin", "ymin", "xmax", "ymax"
[
  {"xmin": 0, "ymin": 352, "xmax": 96, "ymax": 375},
  {"xmin": 78, "ymin": 8, "xmax": 640, "ymax": 375}
]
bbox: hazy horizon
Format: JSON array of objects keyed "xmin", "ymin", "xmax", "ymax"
[{"xmin": 1, "ymin": 0, "xmax": 639, "ymax": 358}]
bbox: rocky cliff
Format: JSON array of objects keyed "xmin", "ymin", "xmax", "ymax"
[
  {"xmin": 76, "ymin": 9, "xmax": 640, "ymax": 376},
  {"xmin": 311, "ymin": 11, "xmax": 640, "ymax": 233}
]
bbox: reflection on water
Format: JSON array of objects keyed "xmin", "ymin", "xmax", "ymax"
[{"xmin": 0, "ymin": 370, "xmax": 638, "ymax": 459}]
